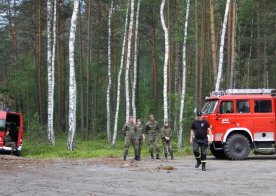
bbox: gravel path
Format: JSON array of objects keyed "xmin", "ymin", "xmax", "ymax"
[{"xmin": 1, "ymin": 155, "xmax": 276, "ymax": 196}]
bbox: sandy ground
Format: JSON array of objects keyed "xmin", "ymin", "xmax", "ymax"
[{"xmin": 1, "ymin": 155, "xmax": 276, "ymax": 196}]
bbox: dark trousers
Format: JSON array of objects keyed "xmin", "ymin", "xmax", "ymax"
[{"xmin": 193, "ymin": 138, "xmax": 208, "ymax": 162}]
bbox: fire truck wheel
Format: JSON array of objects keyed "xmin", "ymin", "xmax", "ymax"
[
  {"xmin": 210, "ymin": 144, "xmax": 226, "ymax": 159},
  {"xmin": 224, "ymin": 134, "xmax": 250, "ymax": 160}
]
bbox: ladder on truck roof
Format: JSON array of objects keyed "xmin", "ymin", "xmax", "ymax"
[{"xmin": 210, "ymin": 89, "xmax": 276, "ymax": 97}]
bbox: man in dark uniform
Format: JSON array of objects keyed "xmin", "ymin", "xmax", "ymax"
[
  {"xmin": 190, "ymin": 111, "xmax": 212, "ymax": 171},
  {"xmin": 144, "ymin": 114, "xmax": 160, "ymax": 159},
  {"xmin": 122, "ymin": 116, "xmax": 138, "ymax": 161}
]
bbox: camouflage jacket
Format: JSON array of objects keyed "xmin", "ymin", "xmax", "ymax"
[
  {"xmin": 161, "ymin": 127, "xmax": 172, "ymax": 139},
  {"xmin": 122, "ymin": 122, "xmax": 136, "ymax": 139},
  {"xmin": 136, "ymin": 125, "xmax": 144, "ymax": 140},
  {"xmin": 144, "ymin": 120, "xmax": 159, "ymax": 137}
]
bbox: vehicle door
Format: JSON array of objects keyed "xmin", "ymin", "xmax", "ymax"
[
  {"xmin": 253, "ymin": 99, "xmax": 275, "ymax": 141},
  {"xmin": 215, "ymin": 100, "xmax": 236, "ymax": 137},
  {"xmin": 235, "ymin": 99, "xmax": 253, "ymax": 132}
]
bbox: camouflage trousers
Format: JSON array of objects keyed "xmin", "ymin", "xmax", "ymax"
[
  {"xmin": 135, "ymin": 138, "xmax": 143, "ymax": 156},
  {"xmin": 162, "ymin": 138, "xmax": 173, "ymax": 156},
  {"xmin": 124, "ymin": 137, "xmax": 137, "ymax": 157},
  {"xmin": 147, "ymin": 136, "xmax": 160, "ymax": 154}
]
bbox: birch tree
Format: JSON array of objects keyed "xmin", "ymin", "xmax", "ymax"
[
  {"xmin": 47, "ymin": 0, "xmax": 57, "ymax": 145},
  {"xmin": 131, "ymin": 0, "xmax": 141, "ymax": 123},
  {"xmin": 67, "ymin": 0, "xmax": 79, "ymax": 151},
  {"xmin": 125, "ymin": 0, "xmax": 135, "ymax": 123},
  {"xmin": 106, "ymin": 0, "xmax": 114, "ymax": 142},
  {"xmin": 215, "ymin": 0, "xmax": 231, "ymax": 91},
  {"xmin": 112, "ymin": 1, "xmax": 130, "ymax": 145},
  {"xmin": 178, "ymin": 0, "xmax": 190, "ymax": 149},
  {"xmin": 160, "ymin": 0, "xmax": 169, "ymax": 121}
]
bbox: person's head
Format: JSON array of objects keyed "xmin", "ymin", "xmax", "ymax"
[
  {"xmin": 196, "ymin": 111, "xmax": 203, "ymax": 121},
  {"xmin": 149, "ymin": 114, "xmax": 155, "ymax": 121},
  {"xmin": 129, "ymin": 116, "xmax": 134, "ymax": 124},
  {"xmin": 137, "ymin": 118, "xmax": 142, "ymax": 126},
  {"xmin": 164, "ymin": 120, "xmax": 169, "ymax": 127}
]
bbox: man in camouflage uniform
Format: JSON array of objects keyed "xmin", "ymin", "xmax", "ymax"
[
  {"xmin": 144, "ymin": 115, "xmax": 160, "ymax": 159},
  {"xmin": 135, "ymin": 119, "xmax": 145, "ymax": 161},
  {"xmin": 122, "ymin": 116, "xmax": 138, "ymax": 161},
  {"xmin": 4, "ymin": 130, "xmax": 16, "ymax": 155},
  {"xmin": 161, "ymin": 120, "xmax": 173, "ymax": 160}
]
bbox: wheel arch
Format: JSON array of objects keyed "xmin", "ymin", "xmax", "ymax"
[{"xmin": 223, "ymin": 128, "xmax": 253, "ymax": 146}]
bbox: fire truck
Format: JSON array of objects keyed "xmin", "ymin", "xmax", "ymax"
[
  {"xmin": 0, "ymin": 110, "xmax": 24, "ymax": 155},
  {"xmin": 202, "ymin": 89, "xmax": 276, "ymax": 160}
]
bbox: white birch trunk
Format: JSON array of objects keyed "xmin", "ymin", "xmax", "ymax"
[
  {"xmin": 125, "ymin": 0, "xmax": 135, "ymax": 123},
  {"xmin": 112, "ymin": 1, "xmax": 130, "ymax": 145},
  {"xmin": 160, "ymin": 0, "xmax": 169, "ymax": 121},
  {"xmin": 215, "ymin": 0, "xmax": 231, "ymax": 91},
  {"xmin": 47, "ymin": 0, "xmax": 56, "ymax": 145},
  {"xmin": 67, "ymin": 0, "xmax": 79, "ymax": 151},
  {"xmin": 131, "ymin": 0, "xmax": 141, "ymax": 123},
  {"xmin": 178, "ymin": 0, "xmax": 190, "ymax": 149},
  {"xmin": 106, "ymin": 0, "xmax": 114, "ymax": 142}
]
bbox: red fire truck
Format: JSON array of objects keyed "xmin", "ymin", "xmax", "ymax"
[
  {"xmin": 202, "ymin": 89, "xmax": 276, "ymax": 160},
  {"xmin": 0, "ymin": 110, "xmax": 24, "ymax": 155}
]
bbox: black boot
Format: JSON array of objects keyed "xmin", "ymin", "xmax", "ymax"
[
  {"xmin": 195, "ymin": 158, "xmax": 201, "ymax": 168},
  {"xmin": 151, "ymin": 154, "xmax": 154, "ymax": 159},
  {"xmin": 164, "ymin": 153, "xmax": 168, "ymax": 160},
  {"xmin": 156, "ymin": 154, "xmax": 160, "ymax": 159},
  {"xmin": 137, "ymin": 155, "xmax": 141, "ymax": 161},
  {"xmin": 171, "ymin": 154, "xmax": 173, "ymax": 160},
  {"xmin": 202, "ymin": 163, "xmax": 206, "ymax": 171},
  {"xmin": 123, "ymin": 156, "xmax": 126, "ymax": 161}
]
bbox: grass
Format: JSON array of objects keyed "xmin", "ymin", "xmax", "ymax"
[{"xmin": 22, "ymin": 132, "xmax": 195, "ymax": 159}]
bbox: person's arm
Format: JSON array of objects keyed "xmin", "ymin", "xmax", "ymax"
[
  {"xmin": 207, "ymin": 128, "xmax": 213, "ymax": 144},
  {"xmin": 190, "ymin": 129, "xmax": 194, "ymax": 145}
]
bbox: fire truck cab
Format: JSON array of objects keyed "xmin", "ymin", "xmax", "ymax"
[
  {"xmin": 0, "ymin": 110, "xmax": 24, "ymax": 155},
  {"xmin": 202, "ymin": 89, "xmax": 276, "ymax": 160}
]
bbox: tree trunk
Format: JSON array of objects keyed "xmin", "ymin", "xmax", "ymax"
[
  {"xmin": 151, "ymin": 0, "xmax": 158, "ymax": 102},
  {"xmin": 256, "ymin": 0, "xmax": 261, "ymax": 87},
  {"xmin": 112, "ymin": 1, "xmax": 130, "ymax": 145},
  {"xmin": 132, "ymin": 0, "xmax": 141, "ymax": 123},
  {"xmin": 194, "ymin": 0, "xmax": 199, "ymax": 110},
  {"xmin": 209, "ymin": 0, "xmax": 217, "ymax": 82},
  {"xmin": 178, "ymin": 0, "xmax": 190, "ymax": 149},
  {"xmin": 229, "ymin": 0, "xmax": 236, "ymax": 89},
  {"xmin": 199, "ymin": 0, "xmax": 206, "ymax": 108},
  {"xmin": 160, "ymin": 0, "xmax": 169, "ymax": 121},
  {"xmin": 47, "ymin": 0, "xmax": 56, "ymax": 145},
  {"xmin": 227, "ymin": 0, "xmax": 232, "ymax": 89},
  {"xmin": 36, "ymin": 0, "xmax": 43, "ymax": 124},
  {"xmin": 78, "ymin": 0, "xmax": 85, "ymax": 139},
  {"xmin": 125, "ymin": 0, "xmax": 135, "ymax": 123},
  {"xmin": 67, "ymin": 0, "xmax": 79, "ymax": 151},
  {"xmin": 215, "ymin": 0, "xmax": 231, "ymax": 91},
  {"xmin": 106, "ymin": 0, "xmax": 114, "ymax": 142},
  {"xmin": 56, "ymin": 0, "xmax": 63, "ymax": 131},
  {"xmin": 86, "ymin": 0, "xmax": 92, "ymax": 137}
]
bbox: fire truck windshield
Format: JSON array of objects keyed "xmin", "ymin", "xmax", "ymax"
[
  {"xmin": 0, "ymin": 119, "xmax": 5, "ymax": 131},
  {"xmin": 202, "ymin": 100, "xmax": 218, "ymax": 114}
]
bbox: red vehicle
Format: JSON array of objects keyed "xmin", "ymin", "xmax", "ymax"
[
  {"xmin": 0, "ymin": 110, "xmax": 24, "ymax": 155},
  {"xmin": 202, "ymin": 89, "xmax": 276, "ymax": 160}
]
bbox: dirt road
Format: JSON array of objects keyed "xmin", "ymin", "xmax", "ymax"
[{"xmin": 1, "ymin": 155, "xmax": 276, "ymax": 196}]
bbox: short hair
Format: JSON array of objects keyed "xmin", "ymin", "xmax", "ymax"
[
  {"xmin": 129, "ymin": 116, "xmax": 133, "ymax": 119},
  {"xmin": 137, "ymin": 118, "xmax": 141, "ymax": 122}
]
